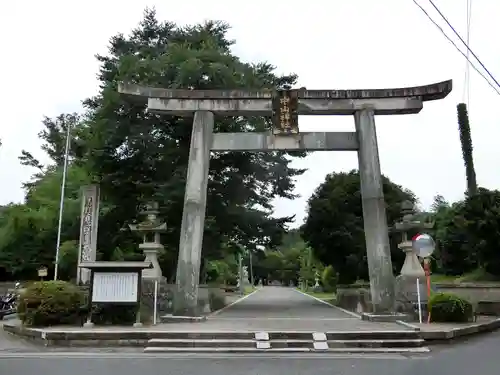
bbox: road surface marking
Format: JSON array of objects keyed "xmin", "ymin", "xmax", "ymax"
[
  {"xmin": 293, "ymin": 288, "xmax": 362, "ymax": 318},
  {"xmin": 208, "ymin": 288, "xmax": 262, "ymax": 317}
]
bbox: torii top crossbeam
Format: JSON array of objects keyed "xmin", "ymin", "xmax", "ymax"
[{"xmin": 118, "ymin": 80, "xmax": 452, "ymax": 116}]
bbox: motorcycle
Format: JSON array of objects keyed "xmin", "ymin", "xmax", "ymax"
[{"xmin": 0, "ymin": 282, "xmax": 20, "ymax": 319}]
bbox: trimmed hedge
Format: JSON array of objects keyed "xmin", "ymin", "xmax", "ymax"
[
  {"xmin": 17, "ymin": 280, "xmax": 85, "ymax": 327},
  {"xmin": 429, "ymin": 292, "xmax": 474, "ymax": 323}
]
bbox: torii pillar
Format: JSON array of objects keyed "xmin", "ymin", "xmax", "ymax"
[{"xmin": 119, "ymin": 80, "xmax": 452, "ymax": 316}]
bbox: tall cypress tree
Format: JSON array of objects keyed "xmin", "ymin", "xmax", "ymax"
[{"xmin": 457, "ymin": 103, "xmax": 477, "ymax": 196}]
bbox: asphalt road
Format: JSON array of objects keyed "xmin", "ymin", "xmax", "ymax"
[{"xmin": 2, "ymin": 331, "xmax": 500, "ymax": 375}]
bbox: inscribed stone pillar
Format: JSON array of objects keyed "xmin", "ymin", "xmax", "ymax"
[
  {"xmin": 76, "ymin": 185, "xmax": 100, "ymax": 285},
  {"xmin": 354, "ymin": 109, "xmax": 395, "ymax": 313},
  {"xmin": 173, "ymin": 110, "xmax": 214, "ymax": 316}
]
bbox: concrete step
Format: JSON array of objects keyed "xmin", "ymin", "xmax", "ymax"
[
  {"xmin": 147, "ymin": 332, "xmax": 256, "ymax": 340},
  {"xmin": 144, "ymin": 346, "xmax": 431, "ymax": 354},
  {"xmin": 147, "ymin": 339, "xmax": 257, "ymax": 348},
  {"xmin": 268, "ymin": 339, "xmax": 425, "ymax": 349},
  {"xmin": 143, "ymin": 330, "xmax": 420, "ymax": 341},
  {"xmin": 145, "ymin": 337, "xmax": 426, "ymax": 351},
  {"xmin": 325, "ymin": 331, "xmax": 420, "ymax": 340}
]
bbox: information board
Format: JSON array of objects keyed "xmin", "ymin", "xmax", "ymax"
[{"xmin": 91, "ymin": 272, "xmax": 138, "ymax": 303}]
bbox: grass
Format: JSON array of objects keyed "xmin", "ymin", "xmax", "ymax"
[
  {"xmin": 300, "ymin": 289, "xmax": 336, "ymax": 301},
  {"xmin": 244, "ymin": 285, "xmax": 256, "ymax": 295}
]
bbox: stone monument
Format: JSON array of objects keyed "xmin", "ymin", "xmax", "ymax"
[
  {"xmin": 393, "ymin": 201, "xmax": 433, "ymax": 317},
  {"xmin": 77, "ymin": 185, "xmax": 100, "ymax": 285},
  {"xmin": 118, "ymin": 79, "xmax": 452, "ymax": 316}
]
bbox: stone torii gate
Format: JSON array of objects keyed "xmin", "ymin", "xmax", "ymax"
[{"xmin": 118, "ymin": 80, "xmax": 452, "ymax": 316}]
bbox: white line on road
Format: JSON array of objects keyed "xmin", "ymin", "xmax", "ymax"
[
  {"xmin": 208, "ymin": 288, "xmax": 262, "ymax": 317},
  {"xmin": 293, "ymin": 288, "xmax": 362, "ymax": 318}
]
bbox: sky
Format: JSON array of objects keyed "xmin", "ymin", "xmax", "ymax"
[{"xmin": 0, "ymin": 0, "xmax": 499, "ymax": 227}]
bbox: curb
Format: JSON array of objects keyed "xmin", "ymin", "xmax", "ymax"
[
  {"xmin": 421, "ymin": 317, "xmax": 500, "ymax": 343},
  {"xmin": 4, "ymin": 318, "xmax": 500, "ymax": 348}
]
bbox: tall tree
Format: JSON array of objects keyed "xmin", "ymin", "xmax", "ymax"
[
  {"xmin": 457, "ymin": 103, "xmax": 477, "ymax": 196},
  {"xmin": 430, "ymin": 194, "xmax": 449, "ymax": 213},
  {"xmin": 80, "ymin": 9, "xmax": 305, "ymax": 274},
  {"xmin": 302, "ymin": 170, "xmax": 416, "ymax": 284}
]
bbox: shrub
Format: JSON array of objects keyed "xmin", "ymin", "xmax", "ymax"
[
  {"xmin": 17, "ymin": 280, "xmax": 85, "ymax": 327},
  {"xmin": 208, "ymin": 289, "xmax": 227, "ymax": 311},
  {"xmin": 429, "ymin": 292, "xmax": 474, "ymax": 323},
  {"xmin": 321, "ymin": 265, "xmax": 338, "ymax": 293}
]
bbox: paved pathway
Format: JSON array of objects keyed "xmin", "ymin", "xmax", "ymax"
[
  {"xmin": 199, "ymin": 286, "xmax": 409, "ymax": 331},
  {"xmin": 0, "ymin": 317, "xmax": 39, "ymax": 352}
]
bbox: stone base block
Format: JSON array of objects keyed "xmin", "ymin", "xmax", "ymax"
[
  {"xmin": 361, "ymin": 312, "xmax": 412, "ymax": 322},
  {"xmin": 159, "ymin": 314, "xmax": 207, "ymax": 323}
]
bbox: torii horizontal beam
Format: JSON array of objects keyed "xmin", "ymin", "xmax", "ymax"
[
  {"xmin": 118, "ymin": 80, "xmax": 452, "ymax": 116},
  {"xmin": 211, "ymin": 131, "xmax": 358, "ymax": 151}
]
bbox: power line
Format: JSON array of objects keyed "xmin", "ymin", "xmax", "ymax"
[
  {"xmin": 463, "ymin": 0, "xmax": 472, "ymax": 104},
  {"xmin": 427, "ymin": 0, "xmax": 500, "ymax": 91},
  {"xmin": 412, "ymin": 0, "xmax": 500, "ymax": 96}
]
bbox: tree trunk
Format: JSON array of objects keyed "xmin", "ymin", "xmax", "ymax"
[{"xmin": 457, "ymin": 103, "xmax": 478, "ymax": 196}]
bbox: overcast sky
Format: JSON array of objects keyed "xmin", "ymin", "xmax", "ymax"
[{"xmin": 1, "ymin": 0, "xmax": 498, "ymax": 227}]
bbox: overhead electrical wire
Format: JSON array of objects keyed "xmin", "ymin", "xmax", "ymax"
[
  {"xmin": 412, "ymin": 0, "xmax": 500, "ymax": 97},
  {"xmin": 463, "ymin": 0, "xmax": 472, "ymax": 105},
  {"xmin": 426, "ymin": 0, "xmax": 500, "ymax": 92}
]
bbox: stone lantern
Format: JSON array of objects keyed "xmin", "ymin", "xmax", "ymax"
[
  {"xmin": 393, "ymin": 200, "xmax": 433, "ymax": 316},
  {"xmin": 128, "ymin": 202, "xmax": 165, "ymax": 280}
]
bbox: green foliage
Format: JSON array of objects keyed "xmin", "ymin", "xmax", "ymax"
[
  {"xmin": 435, "ymin": 188, "xmax": 500, "ymax": 277},
  {"xmin": 321, "ymin": 265, "xmax": 337, "ymax": 293},
  {"xmin": 206, "ymin": 259, "xmax": 237, "ymax": 285},
  {"xmin": 457, "ymin": 103, "xmax": 477, "ymax": 196},
  {"xmin": 91, "ymin": 305, "xmax": 138, "ymax": 325},
  {"xmin": 429, "ymin": 292, "xmax": 473, "ymax": 323},
  {"xmin": 0, "ymin": 164, "xmax": 91, "ymax": 280},
  {"xmin": 17, "ymin": 281, "xmax": 85, "ymax": 327},
  {"xmin": 57, "ymin": 240, "xmax": 79, "ymax": 281},
  {"xmin": 302, "ymin": 170, "xmax": 416, "ymax": 284}
]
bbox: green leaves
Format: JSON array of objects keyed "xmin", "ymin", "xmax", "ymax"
[{"xmin": 302, "ymin": 170, "xmax": 416, "ymax": 284}]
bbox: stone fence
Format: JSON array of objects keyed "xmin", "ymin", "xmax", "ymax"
[{"xmin": 336, "ymin": 282, "xmax": 500, "ymax": 315}]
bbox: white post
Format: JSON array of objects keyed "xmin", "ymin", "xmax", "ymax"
[
  {"xmin": 153, "ymin": 280, "xmax": 159, "ymax": 325},
  {"xmin": 416, "ymin": 278, "xmax": 423, "ymax": 324},
  {"xmin": 54, "ymin": 122, "xmax": 72, "ymax": 281}
]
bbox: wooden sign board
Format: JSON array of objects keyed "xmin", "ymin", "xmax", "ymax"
[
  {"xmin": 272, "ymin": 90, "xmax": 299, "ymax": 134},
  {"xmin": 38, "ymin": 267, "xmax": 48, "ymax": 277}
]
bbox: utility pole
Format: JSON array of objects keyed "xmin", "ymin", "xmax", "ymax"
[{"xmin": 53, "ymin": 122, "xmax": 72, "ymax": 280}]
